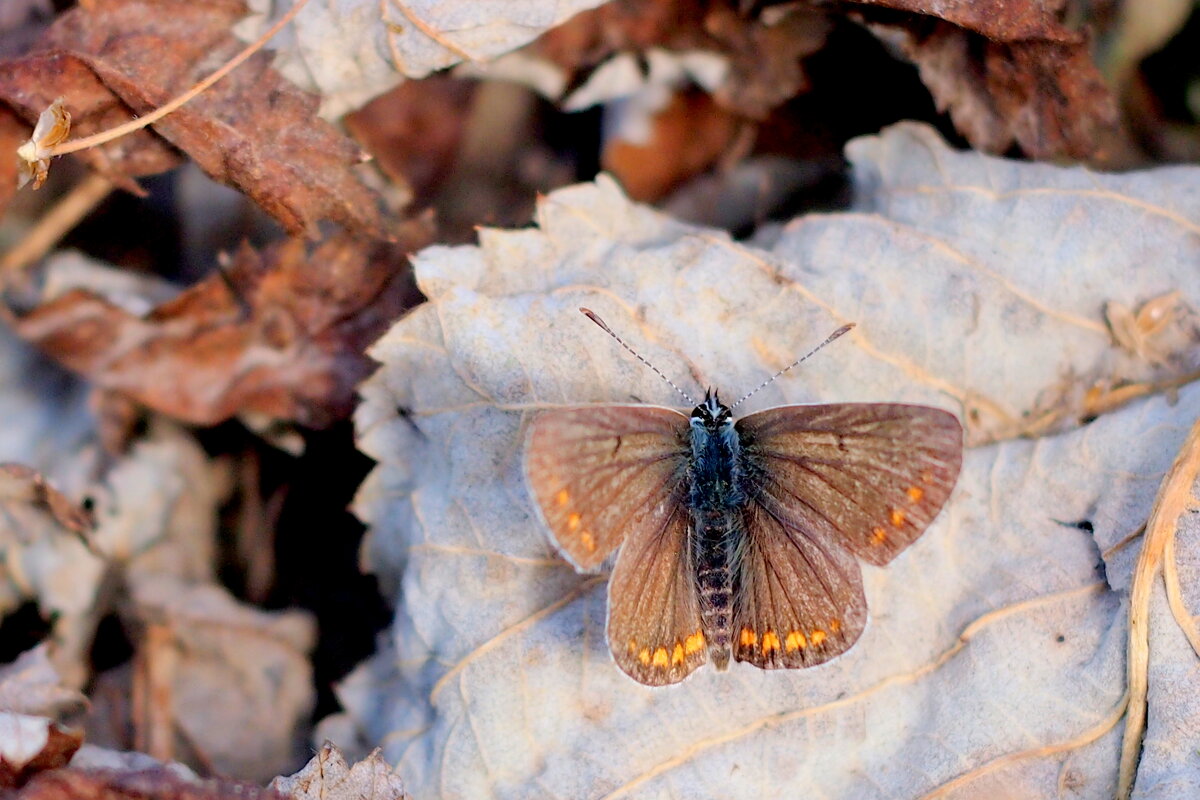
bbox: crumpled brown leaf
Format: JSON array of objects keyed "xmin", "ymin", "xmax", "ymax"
[
  {"xmin": 9, "ymin": 232, "xmax": 424, "ymax": 428},
  {"xmin": 0, "ymin": 0, "xmax": 388, "ymax": 237},
  {"xmin": 851, "ymin": 0, "xmax": 1120, "ymax": 160}
]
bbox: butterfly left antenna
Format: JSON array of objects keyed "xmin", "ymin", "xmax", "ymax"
[
  {"xmin": 579, "ymin": 308, "xmax": 696, "ymax": 405},
  {"xmin": 730, "ymin": 323, "xmax": 855, "ymax": 409}
]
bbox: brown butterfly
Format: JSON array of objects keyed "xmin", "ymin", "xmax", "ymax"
[{"xmin": 524, "ymin": 311, "xmax": 963, "ymax": 686}]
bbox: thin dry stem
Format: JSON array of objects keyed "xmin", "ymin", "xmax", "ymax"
[
  {"xmin": 1117, "ymin": 415, "xmax": 1200, "ymax": 799},
  {"xmin": 1, "ymin": 173, "xmax": 113, "ymax": 275}
]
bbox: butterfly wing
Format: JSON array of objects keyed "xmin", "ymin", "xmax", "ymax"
[
  {"xmin": 524, "ymin": 405, "xmax": 691, "ymax": 570},
  {"xmin": 736, "ymin": 403, "xmax": 962, "ymax": 567},
  {"xmin": 525, "ymin": 404, "xmax": 707, "ymax": 684},
  {"xmin": 607, "ymin": 501, "xmax": 708, "ymax": 684},
  {"xmin": 732, "ymin": 500, "xmax": 868, "ymax": 668},
  {"xmin": 729, "ymin": 403, "xmax": 962, "ymax": 670}
]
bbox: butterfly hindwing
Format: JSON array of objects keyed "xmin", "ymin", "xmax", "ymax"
[
  {"xmin": 731, "ymin": 499, "xmax": 868, "ymax": 668},
  {"xmin": 736, "ymin": 403, "xmax": 962, "ymax": 567},
  {"xmin": 607, "ymin": 500, "xmax": 708, "ymax": 685},
  {"xmin": 524, "ymin": 405, "xmax": 691, "ymax": 570}
]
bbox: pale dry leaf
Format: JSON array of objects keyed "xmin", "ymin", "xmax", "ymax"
[
  {"xmin": 129, "ymin": 575, "xmax": 316, "ymax": 783},
  {"xmin": 0, "ymin": 327, "xmax": 92, "ymax": 479},
  {"xmin": 89, "ymin": 419, "xmax": 223, "ymax": 588},
  {"xmin": 0, "ymin": 463, "xmax": 105, "ymax": 690},
  {"xmin": 237, "ymin": 0, "xmax": 609, "ymax": 117},
  {"xmin": 0, "ymin": 413, "xmax": 226, "ymax": 689},
  {"xmin": 339, "ymin": 124, "xmax": 1200, "ymax": 797},
  {"xmin": 0, "ymin": 645, "xmax": 87, "ymax": 718},
  {"xmin": 270, "ymin": 742, "xmax": 410, "ymax": 800}
]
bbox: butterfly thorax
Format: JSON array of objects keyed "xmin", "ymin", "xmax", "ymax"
[
  {"xmin": 687, "ymin": 391, "xmax": 746, "ymax": 509},
  {"xmin": 687, "ymin": 390, "xmax": 745, "ymax": 670}
]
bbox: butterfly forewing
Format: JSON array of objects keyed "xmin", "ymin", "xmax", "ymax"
[
  {"xmin": 736, "ymin": 403, "xmax": 962, "ymax": 567},
  {"xmin": 524, "ymin": 405, "xmax": 690, "ymax": 570},
  {"xmin": 607, "ymin": 501, "xmax": 708, "ymax": 685},
  {"xmin": 732, "ymin": 500, "xmax": 868, "ymax": 668}
]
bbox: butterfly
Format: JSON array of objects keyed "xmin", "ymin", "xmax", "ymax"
[{"xmin": 523, "ymin": 310, "xmax": 963, "ymax": 686}]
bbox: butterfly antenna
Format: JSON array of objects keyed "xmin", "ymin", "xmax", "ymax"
[
  {"xmin": 579, "ymin": 308, "xmax": 696, "ymax": 405},
  {"xmin": 730, "ymin": 323, "xmax": 855, "ymax": 409}
]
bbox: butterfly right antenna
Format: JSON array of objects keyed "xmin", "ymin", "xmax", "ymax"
[
  {"xmin": 580, "ymin": 308, "xmax": 696, "ymax": 406},
  {"xmin": 730, "ymin": 323, "xmax": 855, "ymax": 409}
]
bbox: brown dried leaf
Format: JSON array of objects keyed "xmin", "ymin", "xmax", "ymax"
[
  {"xmin": 0, "ymin": 713, "xmax": 82, "ymax": 790},
  {"xmin": 0, "ymin": 0, "xmax": 387, "ymax": 236},
  {"xmin": 602, "ymin": 89, "xmax": 743, "ymax": 201},
  {"xmin": 344, "ymin": 76, "xmax": 475, "ymax": 209},
  {"xmin": 0, "ymin": 51, "xmax": 181, "ymax": 191},
  {"xmin": 853, "ymin": 1, "xmax": 1120, "ymax": 159},
  {"xmin": 15, "ymin": 767, "xmax": 284, "ymax": 800},
  {"xmin": 10, "ymin": 232, "xmax": 425, "ymax": 428}
]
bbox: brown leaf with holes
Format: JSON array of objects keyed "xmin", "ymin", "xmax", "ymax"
[
  {"xmin": 0, "ymin": 0, "xmax": 387, "ymax": 236},
  {"xmin": 850, "ymin": 1, "xmax": 1120, "ymax": 160},
  {"xmin": 9, "ymin": 230, "xmax": 427, "ymax": 428}
]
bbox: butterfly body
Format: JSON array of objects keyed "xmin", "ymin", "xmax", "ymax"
[
  {"xmin": 687, "ymin": 391, "xmax": 745, "ymax": 671},
  {"xmin": 526, "ymin": 392, "xmax": 963, "ymax": 686}
]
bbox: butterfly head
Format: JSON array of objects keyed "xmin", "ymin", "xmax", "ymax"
[{"xmin": 690, "ymin": 389, "xmax": 733, "ymax": 432}]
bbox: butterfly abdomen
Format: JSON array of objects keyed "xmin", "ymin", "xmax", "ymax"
[{"xmin": 694, "ymin": 510, "xmax": 738, "ymax": 669}]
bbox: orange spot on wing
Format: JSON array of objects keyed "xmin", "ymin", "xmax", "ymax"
[
  {"xmin": 761, "ymin": 630, "xmax": 781, "ymax": 654},
  {"xmin": 580, "ymin": 530, "xmax": 596, "ymax": 552},
  {"xmin": 627, "ymin": 639, "xmax": 638, "ymax": 654},
  {"xmin": 810, "ymin": 629, "xmax": 827, "ymax": 646},
  {"xmin": 638, "ymin": 648, "xmax": 651, "ymax": 666},
  {"xmin": 652, "ymin": 647, "xmax": 670, "ymax": 668},
  {"xmin": 555, "ymin": 489, "xmax": 569, "ymax": 507},
  {"xmin": 785, "ymin": 631, "xmax": 806, "ymax": 651},
  {"xmin": 889, "ymin": 508, "xmax": 906, "ymax": 527},
  {"xmin": 829, "ymin": 619, "xmax": 841, "ymax": 633},
  {"xmin": 906, "ymin": 486, "xmax": 925, "ymax": 502},
  {"xmin": 871, "ymin": 526, "xmax": 887, "ymax": 545},
  {"xmin": 567, "ymin": 512, "xmax": 582, "ymax": 530},
  {"xmin": 739, "ymin": 628, "xmax": 757, "ymax": 648},
  {"xmin": 685, "ymin": 631, "xmax": 705, "ymax": 654},
  {"xmin": 920, "ymin": 471, "xmax": 934, "ymax": 484},
  {"xmin": 672, "ymin": 643, "xmax": 685, "ymax": 665}
]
